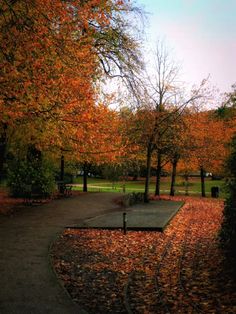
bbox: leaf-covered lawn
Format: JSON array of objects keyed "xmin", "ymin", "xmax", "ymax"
[{"xmin": 51, "ymin": 197, "xmax": 236, "ymax": 314}]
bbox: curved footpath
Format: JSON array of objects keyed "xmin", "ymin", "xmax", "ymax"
[{"xmin": 0, "ymin": 192, "xmax": 122, "ymax": 314}]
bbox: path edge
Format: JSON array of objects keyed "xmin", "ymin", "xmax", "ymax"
[{"xmin": 48, "ymin": 229, "xmax": 89, "ymax": 314}]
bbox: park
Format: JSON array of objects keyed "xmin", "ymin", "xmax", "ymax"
[{"xmin": 0, "ymin": 0, "xmax": 236, "ymax": 313}]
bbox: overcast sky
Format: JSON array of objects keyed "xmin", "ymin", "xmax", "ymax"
[{"xmin": 137, "ymin": 0, "xmax": 236, "ymax": 93}]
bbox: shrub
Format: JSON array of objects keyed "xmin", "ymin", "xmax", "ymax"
[
  {"xmin": 219, "ymin": 136, "xmax": 236, "ymax": 258},
  {"xmin": 7, "ymin": 155, "xmax": 55, "ymax": 198},
  {"xmin": 122, "ymin": 192, "xmax": 144, "ymax": 207}
]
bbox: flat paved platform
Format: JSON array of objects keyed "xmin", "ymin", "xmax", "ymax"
[
  {"xmin": 75, "ymin": 200, "xmax": 184, "ymax": 231},
  {"xmin": 0, "ymin": 192, "xmax": 121, "ymax": 314}
]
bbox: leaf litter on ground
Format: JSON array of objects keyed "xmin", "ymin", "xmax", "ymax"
[{"xmin": 51, "ymin": 196, "xmax": 236, "ymax": 314}]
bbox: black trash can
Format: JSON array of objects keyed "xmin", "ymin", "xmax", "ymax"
[{"xmin": 211, "ymin": 186, "xmax": 219, "ymax": 198}]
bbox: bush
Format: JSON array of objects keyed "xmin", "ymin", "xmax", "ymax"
[
  {"xmin": 219, "ymin": 136, "xmax": 236, "ymax": 258},
  {"xmin": 122, "ymin": 192, "xmax": 144, "ymax": 207},
  {"xmin": 7, "ymin": 156, "xmax": 55, "ymax": 198}
]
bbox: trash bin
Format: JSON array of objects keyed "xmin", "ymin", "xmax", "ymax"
[{"xmin": 211, "ymin": 186, "xmax": 219, "ymax": 198}]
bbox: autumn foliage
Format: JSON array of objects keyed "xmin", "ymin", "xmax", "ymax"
[
  {"xmin": 0, "ymin": 0, "xmax": 143, "ymax": 188},
  {"xmin": 51, "ymin": 197, "xmax": 236, "ymax": 313}
]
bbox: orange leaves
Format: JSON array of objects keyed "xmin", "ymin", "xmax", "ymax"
[
  {"xmin": 0, "ymin": 0, "xmax": 135, "ymax": 161},
  {"xmin": 181, "ymin": 110, "xmax": 233, "ymax": 174},
  {"xmin": 51, "ymin": 197, "xmax": 235, "ymax": 313},
  {"xmin": 65, "ymin": 102, "xmax": 126, "ymax": 164}
]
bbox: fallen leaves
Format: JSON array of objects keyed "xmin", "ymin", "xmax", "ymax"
[{"xmin": 51, "ymin": 196, "xmax": 236, "ymax": 313}]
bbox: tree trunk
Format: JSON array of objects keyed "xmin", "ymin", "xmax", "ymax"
[
  {"xmin": 155, "ymin": 152, "xmax": 162, "ymax": 196},
  {"xmin": 83, "ymin": 162, "xmax": 88, "ymax": 192},
  {"xmin": 200, "ymin": 166, "xmax": 206, "ymax": 197},
  {"xmin": 184, "ymin": 173, "xmax": 189, "ymax": 196},
  {"xmin": 170, "ymin": 158, "xmax": 178, "ymax": 196},
  {"xmin": 60, "ymin": 155, "xmax": 64, "ymax": 181},
  {"xmin": 144, "ymin": 144, "xmax": 152, "ymax": 203},
  {"xmin": 58, "ymin": 155, "xmax": 65, "ymax": 194},
  {"xmin": 0, "ymin": 123, "xmax": 7, "ymax": 182}
]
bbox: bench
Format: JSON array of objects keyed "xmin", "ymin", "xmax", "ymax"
[{"xmin": 57, "ymin": 181, "xmax": 72, "ymax": 197}]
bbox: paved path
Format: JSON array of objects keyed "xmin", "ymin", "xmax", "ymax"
[{"xmin": 0, "ymin": 193, "xmax": 121, "ymax": 314}]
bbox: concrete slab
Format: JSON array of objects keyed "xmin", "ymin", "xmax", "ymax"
[{"xmin": 76, "ymin": 200, "xmax": 184, "ymax": 231}]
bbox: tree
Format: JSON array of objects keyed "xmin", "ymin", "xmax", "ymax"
[
  {"xmin": 69, "ymin": 104, "xmax": 126, "ymax": 191},
  {"xmin": 0, "ymin": 0, "xmax": 99, "ymax": 173},
  {"xmin": 216, "ymin": 84, "xmax": 236, "ymax": 120},
  {"xmin": 0, "ymin": 0, "xmax": 144, "ymax": 188},
  {"xmin": 136, "ymin": 41, "xmax": 202, "ymax": 202},
  {"xmin": 187, "ymin": 110, "xmax": 231, "ymax": 197},
  {"xmin": 141, "ymin": 42, "xmax": 180, "ymax": 202},
  {"xmin": 167, "ymin": 114, "xmax": 187, "ymax": 196}
]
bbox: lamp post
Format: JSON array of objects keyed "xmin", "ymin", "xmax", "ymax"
[{"xmin": 123, "ymin": 212, "xmax": 127, "ymax": 235}]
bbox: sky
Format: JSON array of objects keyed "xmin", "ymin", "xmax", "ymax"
[{"xmin": 137, "ymin": 0, "xmax": 236, "ymax": 93}]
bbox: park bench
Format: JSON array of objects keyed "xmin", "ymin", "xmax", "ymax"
[{"xmin": 56, "ymin": 181, "xmax": 73, "ymax": 197}]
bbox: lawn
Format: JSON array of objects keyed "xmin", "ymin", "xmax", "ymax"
[
  {"xmin": 72, "ymin": 176, "xmax": 225, "ymax": 198},
  {"xmin": 51, "ymin": 196, "xmax": 236, "ymax": 313}
]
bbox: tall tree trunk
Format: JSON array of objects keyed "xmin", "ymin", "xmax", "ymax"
[
  {"xmin": 60, "ymin": 155, "xmax": 64, "ymax": 181},
  {"xmin": 58, "ymin": 155, "xmax": 65, "ymax": 194},
  {"xmin": 144, "ymin": 143, "xmax": 152, "ymax": 203},
  {"xmin": 155, "ymin": 152, "xmax": 162, "ymax": 196},
  {"xmin": 200, "ymin": 166, "xmax": 206, "ymax": 197},
  {"xmin": 170, "ymin": 157, "xmax": 178, "ymax": 196},
  {"xmin": 83, "ymin": 162, "xmax": 88, "ymax": 192},
  {"xmin": 184, "ymin": 173, "xmax": 189, "ymax": 196},
  {"xmin": 0, "ymin": 123, "xmax": 7, "ymax": 182}
]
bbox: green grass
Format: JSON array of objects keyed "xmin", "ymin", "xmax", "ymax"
[{"xmin": 72, "ymin": 176, "xmax": 226, "ymax": 198}]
